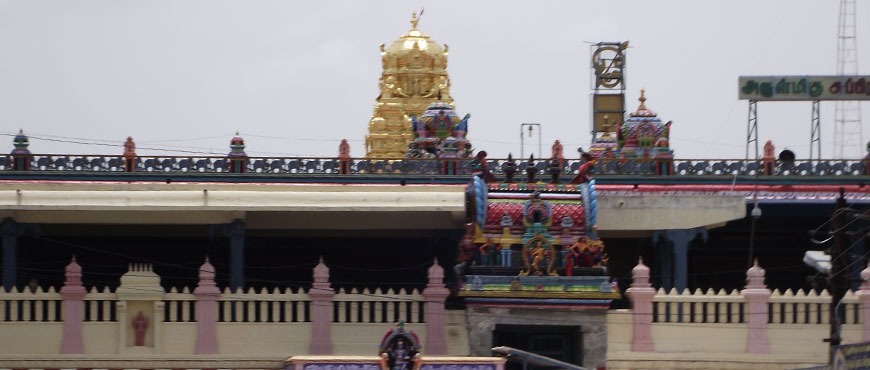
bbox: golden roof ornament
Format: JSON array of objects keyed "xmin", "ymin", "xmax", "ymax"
[{"xmin": 364, "ymin": 11, "xmax": 458, "ymax": 159}]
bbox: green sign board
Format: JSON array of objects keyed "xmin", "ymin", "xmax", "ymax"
[{"xmin": 738, "ymin": 76, "xmax": 870, "ymax": 101}]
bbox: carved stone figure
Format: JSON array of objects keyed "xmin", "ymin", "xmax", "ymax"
[{"xmin": 132, "ymin": 310, "xmax": 148, "ymax": 346}]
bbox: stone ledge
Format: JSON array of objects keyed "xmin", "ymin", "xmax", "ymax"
[
  {"xmin": 0, "ymin": 355, "xmax": 285, "ymax": 369},
  {"xmin": 606, "ymin": 351, "xmax": 824, "ymax": 370}
]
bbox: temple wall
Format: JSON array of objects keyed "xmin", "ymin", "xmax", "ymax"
[
  {"xmin": 445, "ymin": 309, "xmax": 471, "ymax": 356},
  {"xmin": 217, "ymin": 323, "xmax": 312, "ymax": 355},
  {"xmin": 0, "ymin": 322, "xmax": 62, "ymax": 353},
  {"xmin": 333, "ymin": 323, "xmax": 426, "ymax": 355}
]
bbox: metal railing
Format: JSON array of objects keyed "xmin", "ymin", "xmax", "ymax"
[{"xmin": 1, "ymin": 154, "xmax": 867, "ymax": 177}]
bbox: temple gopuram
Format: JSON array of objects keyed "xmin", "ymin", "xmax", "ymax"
[
  {"xmin": 590, "ymin": 89, "xmax": 675, "ymax": 175},
  {"xmin": 365, "ymin": 12, "xmax": 457, "ymax": 159}
]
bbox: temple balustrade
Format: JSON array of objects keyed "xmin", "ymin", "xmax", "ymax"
[
  {"xmin": 0, "ymin": 257, "xmax": 459, "ymax": 358},
  {"xmin": 607, "ymin": 259, "xmax": 869, "ymax": 370},
  {"xmin": 2, "ymin": 154, "xmax": 869, "ymax": 177},
  {"xmin": 647, "ymin": 288, "xmax": 860, "ymax": 326}
]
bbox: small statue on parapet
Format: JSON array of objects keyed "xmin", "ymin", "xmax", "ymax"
[{"xmin": 378, "ymin": 321, "xmax": 423, "ymax": 370}]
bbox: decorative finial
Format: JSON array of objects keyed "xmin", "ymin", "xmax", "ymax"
[
  {"xmin": 639, "ymin": 88, "xmax": 647, "ymax": 109},
  {"xmin": 410, "ymin": 11, "xmax": 419, "ymax": 29}
]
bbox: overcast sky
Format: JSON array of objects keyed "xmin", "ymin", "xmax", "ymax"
[{"xmin": 1, "ymin": 0, "xmax": 868, "ymax": 160}]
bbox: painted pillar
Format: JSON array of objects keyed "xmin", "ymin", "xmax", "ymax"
[
  {"xmin": 858, "ymin": 262, "xmax": 870, "ymax": 341},
  {"xmin": 194, "ymin": 256, "xmax": 220, "ymax": 354},
  {"xmin": 60, "ymin": 256, "xmax": 86, "ymax": 354},
  {"xmin": 423, "ymin": 259, "xmax": 450, "ymax": 354},
  {"xmin": 11, "ymin": 129, "xmax": 31, "ymax": 171},
  {"xmin": 742, "ymin": 259, "xmax": 771, "ymax": 353},
  {"xmin": 229, "ymin": 219, "xmax": 245, "ymax": 291},
  {"xmin": 762, "ymin": 140, "xmax": 775, "ymax": 175},
  {"xmin": 227, "ymin": 133, "xmax": 247, "ymax": 173},
  {"xmin": 653, "ymin": 227, "xmax": 707, "ymax": 293},
  {"xmin": 309, "ymin": 257, "xmax": 335, "ymax": 355},
  {"xmin": 626, "ymin": 257, "xmax": 655, "ymax": 352},
  {"xmin": 1, "ymin": 218, "xmax": 21, "ymax": 291}
]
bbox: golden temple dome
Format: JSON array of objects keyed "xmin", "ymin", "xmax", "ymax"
[
  {"xmin": 365, "ymin": 11, "xmax": 456, "ymax": 159},
  {"xmin": 379, "ymin": 11, "xmax": 448, "ymax": 72}
]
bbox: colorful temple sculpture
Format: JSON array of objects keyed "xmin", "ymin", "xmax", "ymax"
[
  {"xmin": 406, "ymin": 102, "xmax": 472, "ymax": 160},
  {"xmin": 589, "ymin": 89, "xmax": 675, "ymax": 175},
  {"xmin": 459, "ymin": 180, "xmax": 615, "ymax": 306},
  {"xmin": 365, "ymin": 12, "xmax": 457, "ymax": 158},
  {"xmin": 458, "ymin": 173, "xmax": 615, "ymax": 367}
]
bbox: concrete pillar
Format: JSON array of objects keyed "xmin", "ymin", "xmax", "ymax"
[
  {"xmin": 655, "ymin": 241, "xmax": 673, "ymax": 291},
  {"xmin": 742, "ymin": 259, "xmax": 771, "ymax": 353},
  {"xmin": 858, "ymin": 262, "xmax": 870, "ymax": 341},
  {"xmin": 653, "ymin": 227, "xmax": 707, "ymax": 293},
  {"xmin": 626, "ymin": 257, "xmax": 655, "ymax": 352},
  {"xmin": 229, "ymin": 219, "xmax": 245, "ymax": 291},
  {"xmin": 309, "ymin": 257, "xmax": 335, "ymax": 355},
  {"xmin": 60, "ymin": 256, "xmax": 86, "ymax": 354},
  {"xmin": 1, "ymin": 218, "xmax": 21, "ymax": 291},
  {"xmin": 423, "ymin": 259, "xmax": 450, "ymax": 355},
  {"xmin": 194, "ymin": 256, "xmax": 220, "ymax": 354}
]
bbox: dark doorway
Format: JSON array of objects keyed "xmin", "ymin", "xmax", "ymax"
[{"xmin": 493, "ymin": 324, "xmax": 580, "ymax": 370}]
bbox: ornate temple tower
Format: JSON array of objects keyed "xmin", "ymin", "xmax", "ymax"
[{"xmin": 365, "ymin": 12, "xmax": 455, "ymax": 158}]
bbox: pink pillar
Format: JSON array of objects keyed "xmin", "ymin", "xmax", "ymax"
[
  {"xmin": 742, "ymin": 259, "xmax": 771, "ymax": 353},
  {"xmin": 625, "ymin": 257, "xmax": 655, "ymax": 352},
  {"xmin": 194, "ymin": 256, "xmax": 220, "ymax": 354},
  {"xmin": 60, "ymin": 255, "xmax": 86, "ymax": 354},
  {"xmin": 309, "ymin": 257, "xmax": 335, "ymax": 355},
  {"xmin": 858, "ymin": 262, "xmax": 870, "ymax": 341},
  {"xmin": 423, "ymin": 259, "xmax": 450, "ymax": 355}
]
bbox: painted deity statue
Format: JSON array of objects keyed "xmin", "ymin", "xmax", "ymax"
[{"xmin": 378, "ymin": 322, "xmax": 423, "ymax": 370}]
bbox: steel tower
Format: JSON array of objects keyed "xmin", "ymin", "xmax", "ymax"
[{"xmin": 833, "ymin": 0, "xmax": 863, "ymax": 159}]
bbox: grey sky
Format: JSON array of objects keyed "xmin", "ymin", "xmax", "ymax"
[{"xmin": 1, "ymin": 0, "xmax": 868, "ymax": 160}]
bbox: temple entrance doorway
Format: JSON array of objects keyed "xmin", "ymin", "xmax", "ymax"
[{"xmin": 493, "ymin": 324, "xmax": 581, "ymax": 370}]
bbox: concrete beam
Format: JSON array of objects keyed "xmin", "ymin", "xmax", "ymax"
[{"xmin": 596, "ymin": 194, "xmax": 746, "ymax": 231}]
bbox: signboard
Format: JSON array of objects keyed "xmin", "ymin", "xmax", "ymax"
[
  {"xmin": 592, "ymin": 93, "xmax": 624, "ymax": 131},
  {"xmin": 738, "ymin": 76, "xmax": 870, "ymax": 101},
  {"xmin": 592, "ymin": 41, "xmax": 628, "ymax": 90}
]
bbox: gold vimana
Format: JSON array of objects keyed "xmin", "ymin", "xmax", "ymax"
[{"xmin": 364, "ymin": 12, "xmax": 455, "ymax": 158}]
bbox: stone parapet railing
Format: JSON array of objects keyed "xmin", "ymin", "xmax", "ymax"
[
  {"xmin": 609, "ymin": 259, "xmax": 869, "ymax": 370},
  {"xmin": 0, "ymin": 257, "xmax": 456, "ymax": 357}
]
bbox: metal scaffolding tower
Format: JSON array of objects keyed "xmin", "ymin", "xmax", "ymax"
[{"xmin": 833, "ymin": 0, "xmax": 864, "ymax": 159}]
